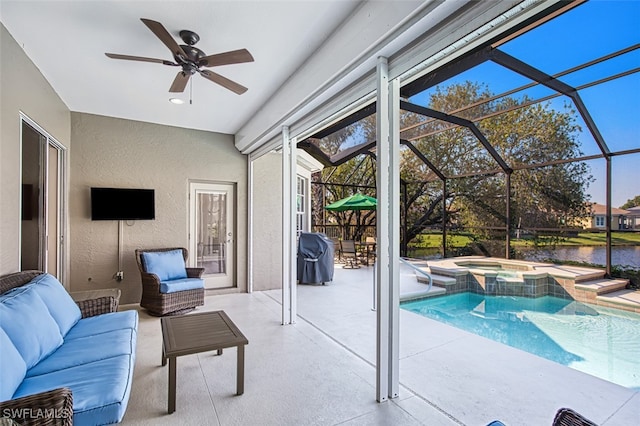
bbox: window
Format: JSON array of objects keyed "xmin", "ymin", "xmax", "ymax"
[
  {"xmin": 296, "ymin": 176, "xmax": 307, "ymax": 234},
  {"xmin": 595, "ymin": 216, "xmax": 605, "ymax": 227}
]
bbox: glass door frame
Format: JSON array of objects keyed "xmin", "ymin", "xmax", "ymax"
[
  {"xmin": 20, "ymin": 113, "xmax": 67, "ymax": 283},
  {"xmin": 188, "ymin": 180, "xmax": 236, "ymax": 289}
]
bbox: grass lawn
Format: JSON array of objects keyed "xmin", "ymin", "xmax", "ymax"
[{"xmin": 410, "ymin": 231, "xmax": 640, "ymax": 249}]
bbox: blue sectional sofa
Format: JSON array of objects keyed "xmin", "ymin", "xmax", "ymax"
[{"xmin": 0, "ymin": 271, "xmax": 138, "ymax": 425}]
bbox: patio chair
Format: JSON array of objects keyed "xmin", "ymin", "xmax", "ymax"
[
  {"xmin": 135, "ymin": 247, "xmax": 205, "ymax": 316},
  {"xmin": 340, "ymin": 240, "xmax": 360, "ymax": 269},
  {"xmin": 486, "ymin": 407, "xmax": 597, "ymax": 426},
  {"xmin": 331, "ymin": 238, "xmax": 342, "ymax": 263},
  {"xmin": 552, "ymin": 408, "xmax": 598, "ymax": 426},
  {"xmin": 365, "ymin": 236, "xmax": 376, "ymax": 264}
]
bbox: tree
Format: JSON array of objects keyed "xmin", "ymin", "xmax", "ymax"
[
  {"xmin": 400, "ymin": 82, "xmax": 592, "ymax": 245},
  {"xmin": 311, "ymin": 124, "xmax": 377, "ymax": 240},
  {"xmin": 308, "ymin": 81, "xmax": 593, "ymax": 251},
  {"xmin": 621, "ymin": 196, "xmax": 640, "ymax": 209}
]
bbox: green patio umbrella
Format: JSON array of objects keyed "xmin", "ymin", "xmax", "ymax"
[{"xmin": 324, "ymin": 193, "xmax": 377, "ymax": 212}]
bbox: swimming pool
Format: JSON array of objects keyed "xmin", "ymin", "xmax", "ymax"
[{"xmin": 401, "ymin": 292, "xmax": 640, "ymax": 390}]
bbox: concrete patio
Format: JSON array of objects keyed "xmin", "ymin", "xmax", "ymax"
[{"xmin": 122, "ymin": 263, "xmax": 639, "ymax": 425}]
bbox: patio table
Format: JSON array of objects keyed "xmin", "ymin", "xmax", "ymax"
[{"xmin": 161, "ymin": 310, "xmax": 248, "ymax": 413}]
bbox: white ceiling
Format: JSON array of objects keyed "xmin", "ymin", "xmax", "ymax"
[
  {"xmin": 0, "ymin": 1, "xmax": 362, "ymax": 134},
  {"xmin": 0, "ymin": 1, "xmax": 534, "ymax": 153}
]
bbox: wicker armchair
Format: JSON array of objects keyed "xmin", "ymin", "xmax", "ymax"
[
  {"xmin": 135, "ymin": 247, "xmax": 205, "ymax": 316},
  {"xmin": 0, "ymin": 270, "xmax": 119, "ymax": 426},
  {"xmin": 487, "ymin": 408, "xmax": 598, "ymax": 426},
  {"xmin": 552, "ymin": 408, "xmax": 598, "ymax": 426}
]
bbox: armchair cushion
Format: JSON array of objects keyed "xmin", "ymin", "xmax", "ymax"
[
  {"xmin": 0, "ymin": 288, "xmax": 63, "ymax": 369},
  {"xmin": 27, "ymin": 273, "xmax": 81, "ymax": 336},
  {"xmin": 141, "ymin": 249, "xmax": 187, "ymax": 281},
  {"xmin": 0, "ymin": 328, "xmax": 26, "ymax": 402},
  {"xmin": 159, "ymin": 277, "xmax": 205, "ymax": 294}
]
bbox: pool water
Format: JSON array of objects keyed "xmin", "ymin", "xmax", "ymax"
[{"xmin": 401, "ymin": 293, "xmax": 640, "ymax": 389}]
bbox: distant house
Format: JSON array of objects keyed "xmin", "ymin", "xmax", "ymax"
[
  {"xmin": 583, "ymin": 203, "xmax": 630, "ymax": 230},
  {"xmin": 627, "ymin": 206, "xmax": 640, "ymax": 230}
]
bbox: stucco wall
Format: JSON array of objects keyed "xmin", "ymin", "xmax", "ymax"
[
  {"xmin": 0, "ymin": 23, "xmax": 71, "ymax": 276},
  {"xmin": 252, "ymin": 152, "xmax": 283, "ymax": 291},
  {"xmin": 70, "ymin": 112, "xmax": 247, "ymax": 304},
  {"xmin": 251, "ymin": 150, "xmax": 320, "ymax": 291}
]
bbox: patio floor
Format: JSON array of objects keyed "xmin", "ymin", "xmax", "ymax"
[{"xmin": 121, "ymin": 263, "xmax": 639, "ymax": 425}]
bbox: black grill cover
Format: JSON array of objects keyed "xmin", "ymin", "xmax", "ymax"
[{"xmin": 297, "ymin": 232, "xmax": 334, "ymax": 284}]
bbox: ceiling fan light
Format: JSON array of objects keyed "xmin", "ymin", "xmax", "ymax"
[{"xmin": 169, "ymin": 98, "xmax": 184, "ymax": 105}]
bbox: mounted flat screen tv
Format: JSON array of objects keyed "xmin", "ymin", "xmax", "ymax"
[{"xmin": 91, "ymin": 187, "xmax": 155, "ymax": 220}]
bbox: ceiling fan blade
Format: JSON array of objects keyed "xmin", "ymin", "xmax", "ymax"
[
  {"xmin": 105, "ymin": 53, "xmax": 178, "ymax": 66},
  {"xmin": 199, "ymin": 48, "xmax": 254, "ymax": 67},
  {"xmin": 169, "ymin": 71, "xmax": 191, "ymax": 93},
  {"xmin": 199, "ymin": 70, "xmax": 248, "ymax": 95},
  {"xmin": 140, "ymin": 18, "xmax": 187, "ymax": 60}
]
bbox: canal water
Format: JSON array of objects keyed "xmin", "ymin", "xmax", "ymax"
[
  {"xmin": 411, "ymin": 246, "xmax": 640, "ymax": 268},
  {"xmin": 520, "ymin": 246, "xmax": 640, "ymax": 268}
]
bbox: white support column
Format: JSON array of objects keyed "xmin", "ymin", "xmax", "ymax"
[
  {"xmin": 375, "ymin": 56, "xmax": 390, "ymax": 402},
  {"xmin": 376, "ymin": 56, "xmax": 401, "ymax": 402},
  {"xmin": 247, "ymin": 155, "xmax": 254, "ymax": 293},
  {"xmin": 281, "ymin": 126, "xmax": 297, "ymax": 325},
  {"xmin": 289, "ymin": 136, "xmax": 298, "ymax": 323},
  {"xmin": 388, "ymin": 77, "xmax": 401, "ymax": 399}
]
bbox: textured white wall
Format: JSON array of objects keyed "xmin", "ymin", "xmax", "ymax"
[
  {"xmin": 0, "ymin": 24, "xmax": 71, "ymax": 276},
  {"xmin": 70, "ymin": 112, "xmax": 247, "ymax": 304},
  {"xmin": 251, "ymin": 150, "xmax": 319, "ymax": 291},
  {"xmin": 252, "ymin": 153, "xmax": 283, "ymax": 291}
]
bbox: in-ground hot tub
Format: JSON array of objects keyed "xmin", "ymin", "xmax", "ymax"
[{"xmin": 424, "ymin": 256, "xmax": 606, "ymax": 299}]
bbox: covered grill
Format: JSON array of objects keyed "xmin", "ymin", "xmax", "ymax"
[{"xmin": 296, "ymin": 232, "xmax": 334, "ymax": 284}]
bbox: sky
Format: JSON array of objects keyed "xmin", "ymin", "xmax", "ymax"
[{"xmin": 409, "ymin": 0, "xmax": 639, "ymax": 208}]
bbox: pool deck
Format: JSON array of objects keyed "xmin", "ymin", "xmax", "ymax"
[
  {"xmin": 291, "ymin": 263, "xmax": 639, "ymax": 425},
  {"xmin": 122, "ymin": 261, "xmax": 639, "ymax": 425}
]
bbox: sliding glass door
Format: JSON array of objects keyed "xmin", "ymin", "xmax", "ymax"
[{"xmin": 20, "ymin": 116, "xmax": 66, "ymax": 280}]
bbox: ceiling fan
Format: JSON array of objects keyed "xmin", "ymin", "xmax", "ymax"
[{"xmin": 106, "ymin": 18, "xmax": 253, "ymax": 95}]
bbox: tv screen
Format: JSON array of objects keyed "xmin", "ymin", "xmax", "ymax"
[{"xmin": 91, "ymin": 187, "xmax": 155, "ymax": 220}]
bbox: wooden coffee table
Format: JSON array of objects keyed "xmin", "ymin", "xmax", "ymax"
[{"xmin": 161, "ymin": 310, "xmax": 249, "ymax": 414}]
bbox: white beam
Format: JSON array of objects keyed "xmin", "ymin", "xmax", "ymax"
[
  {"xmin": 235, "ymin": 0, "xmax": 425, "ymax": 154},
  {"xmin": 236, "ymin": 0, "xmax": 531, "ymax": 155}
]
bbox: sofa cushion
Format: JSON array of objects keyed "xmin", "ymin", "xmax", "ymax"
[
  {"xmin": 27, "ymin": 273, "xmax": 81, "ymax": 337},
  {"xmin": 0, "ymin": 288, "xmax": 63, "ymax": 369},
  {"xmin": 26, "ymin": 328, "xmax": 136, "ymax": 378},
  {"xmin": 13, "ymin": 354, "xmax": 135, "ymax": 426},
  {"xmin": 0, "ymin": 328, "xmax": 27, "ymax": 402},
  {"xmin": 159, "ymin": 277, "xmax": 205, "ymax": 294},
  {"xmin": 64, "ymin": 310, "xmax": 138, "ymax": 341},
  {"xmin": 142, "ymin": 249, "xmax": 187, "ymax": 281}
]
